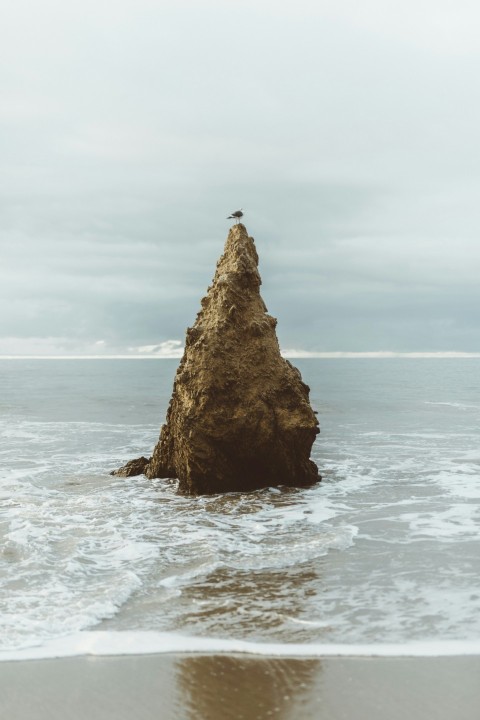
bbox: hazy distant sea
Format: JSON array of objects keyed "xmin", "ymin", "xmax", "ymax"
[{"xmin": 1, "ymin": 358, "xmax": 480, "ymax": 658}]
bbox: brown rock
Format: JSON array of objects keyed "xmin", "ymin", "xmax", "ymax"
[
  {"xmin": 111, "ymin": 456, "xmax": 150, "ymax": 477},
  {"xmin": 141, "ymin": 223, "xmax": 321, "ymax": 494}
]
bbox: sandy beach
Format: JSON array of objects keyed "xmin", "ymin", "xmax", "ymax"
[{"xmin": 1, "ymin": 653, "xmax": 480, "ymax": 720}]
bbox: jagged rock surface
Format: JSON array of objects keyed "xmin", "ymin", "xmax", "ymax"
[
  {"xmin": 116, "ymin": 224, "xmax": 320, "ymax": 494},
  {"xmin": 111, "ymin": 456, "xmax": 150, "ymax": 478}
]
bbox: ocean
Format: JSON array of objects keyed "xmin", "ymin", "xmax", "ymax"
[{"xmin": 1, "ymin": 358, "xmax": 480, "ymax": 660}]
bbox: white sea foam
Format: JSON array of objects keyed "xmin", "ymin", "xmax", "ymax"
[
  {"xmin": 3, "ymin": 359, "xmax": 480, "ymax": 654},
  {"xmin": 435, "ymin": 470, "xmax": 480, "ymax": 499},
  {"xmin": 399, "ymin": 505, "xmax": 480, "ymax": 539},
  {"xmin": 0, "ymin": 456, "xmax": 358, "ymax": 649},
  {"xmin": 1, "ymin": 631, "xmax": 480, "ymax": 662},
  {"xmin": 425, "ymin": 401, "xmax": 479, "ymax": 410}
]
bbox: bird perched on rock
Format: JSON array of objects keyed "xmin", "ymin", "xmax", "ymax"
[{"xmin": 227, "ymin": 209, "xmax": 243, "ymax": 222}]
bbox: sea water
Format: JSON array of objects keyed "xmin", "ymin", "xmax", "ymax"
[{"xmin": 1, "ymin": 358, "xmax": 480, "ymax": 658}]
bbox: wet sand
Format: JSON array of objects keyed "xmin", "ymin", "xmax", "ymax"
[{"xmin": 2, "ymin": 653, "xmax": 480, "ymax": 720}]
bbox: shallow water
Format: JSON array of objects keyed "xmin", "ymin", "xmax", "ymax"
[{"xmin": 1, "ymin": 359, "xmax": 480, "ymax": 655}]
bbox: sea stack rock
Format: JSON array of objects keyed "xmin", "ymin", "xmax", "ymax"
[{"xmin": 116, "ymin": 224, "xmax": 320, "ymax": 494}]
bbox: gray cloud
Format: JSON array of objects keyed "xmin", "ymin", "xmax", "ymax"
[{"xmin": 1, "ymin": 0, "xmax": 480, "ymax": 354}]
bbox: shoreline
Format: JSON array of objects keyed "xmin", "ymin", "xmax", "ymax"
[
  {"xmin": 2, "ymin": 353, "xmax": 480, "ymax": 360},
  {"xmin": 3, "ymin": 631, "xmax": 480, "ymax": 663},
  {"xmin": 2, "ymin": 652, "xmax": 480, "ymax": 720}
]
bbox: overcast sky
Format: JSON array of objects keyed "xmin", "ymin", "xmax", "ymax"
[{"xmin": 2, "ymin": 0, "xmax": 480, "ymax": 356}]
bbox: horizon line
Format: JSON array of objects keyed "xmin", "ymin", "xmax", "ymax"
[{"xmin": 1, "ymin": 351, "xmax": 480, "ymax": 360}]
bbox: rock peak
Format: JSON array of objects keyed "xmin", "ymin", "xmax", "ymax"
[{"xmin": 114, "ymin": 225, "xmax": 320, "ymax": 494}]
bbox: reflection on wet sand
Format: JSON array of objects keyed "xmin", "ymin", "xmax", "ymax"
[
  {"xmin": 2, "ymin": 653, "xmax": 480, "ymax": 720},
  {"xmin": 175, "ymin": 655, "xmax": 480, "ymax": 720},
  {"xmin": 176, "ymin": 654, "xmax": 321, "ymax": 720},
  {"xmin": 172, "ymin": 566, "xmax": 328, "ymax": 643}
]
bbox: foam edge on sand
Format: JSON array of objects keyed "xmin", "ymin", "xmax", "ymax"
[{"xmin": 2, "ymin": 631, "xmax": 480, "ymax": 662}]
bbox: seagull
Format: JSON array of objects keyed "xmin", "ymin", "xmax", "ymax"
[{"xmin": 227, "ymin": 208, "xmax": 243, "ymax": 223}]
